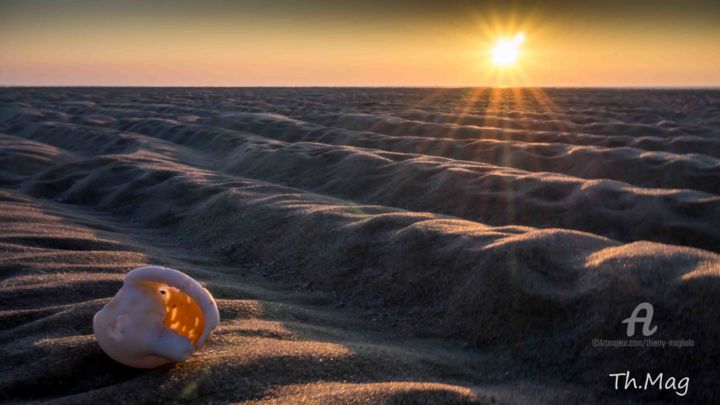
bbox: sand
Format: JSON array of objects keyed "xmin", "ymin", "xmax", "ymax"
[{"xmin": 1, "ymin": 87, "xmax": 719, "ymax": 403}]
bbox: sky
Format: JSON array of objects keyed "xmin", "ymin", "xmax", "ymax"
[{"xmin": 1, "ymin": 0, "xmax": 719, "ymax": 87}]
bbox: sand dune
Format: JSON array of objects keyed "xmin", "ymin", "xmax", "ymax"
[
  {"xmin": 7, "ymin": 116, "xmax": 720, "ymax": 252},
  {"xmin": 1, "ymin": 88, "xmax": 719, "ymax": 403}
]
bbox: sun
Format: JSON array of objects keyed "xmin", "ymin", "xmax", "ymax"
[{"xmin": 491, "ymin": 33, "xmax": 525, "ymax": 67}]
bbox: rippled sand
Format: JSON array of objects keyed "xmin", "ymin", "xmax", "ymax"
[{"xmin": 1, "ymin": 88, "xmax": 718, "ymax": 403}]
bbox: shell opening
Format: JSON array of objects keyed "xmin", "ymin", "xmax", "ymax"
[{"xmin": 158, "ymin": 284, "xmax": 205, "ymax": 346}]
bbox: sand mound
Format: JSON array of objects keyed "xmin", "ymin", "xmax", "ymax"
[{"xmin": 1, "ymin": 88, "xmax": 719, "ymax": 403}]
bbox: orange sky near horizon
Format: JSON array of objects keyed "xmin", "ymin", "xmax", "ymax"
[{"xmin": 1, "ymin": 0, "xmax": 719, "ymax": 87}]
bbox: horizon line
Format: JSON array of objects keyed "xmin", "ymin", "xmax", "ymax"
[{"xmin": 3, "ymin": 84, "xmax": 720, "ymax": 90}]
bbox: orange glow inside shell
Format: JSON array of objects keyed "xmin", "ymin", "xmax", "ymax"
[{"xmin": 159, "ymin": 285, "xmax": 205, "ymax": 346}]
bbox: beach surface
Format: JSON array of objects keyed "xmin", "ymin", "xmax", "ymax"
[{"xmin": 1, "ymin": 88, "xmax": 719, "ymax": 403}]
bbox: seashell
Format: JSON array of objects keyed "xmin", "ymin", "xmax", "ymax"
[{"xmin": 93, "ymin": 266, "xmax": 220, "ymax": 368}]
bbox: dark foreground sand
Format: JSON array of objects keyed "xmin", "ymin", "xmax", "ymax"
[{"xmin": 1, "ymin": 88, "xmax": 719, "ymax": 403}]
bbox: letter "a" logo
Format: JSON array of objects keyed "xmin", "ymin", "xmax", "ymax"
[{"xmin": 622, "ymin": 302, "xmax": 657, "ymax": 337}]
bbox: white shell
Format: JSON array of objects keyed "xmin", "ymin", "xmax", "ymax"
[{"xmin": 93, "ymin": 266, "xmax": 220, "ymax": 368}]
